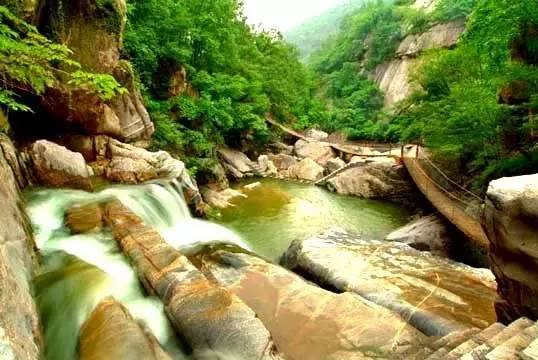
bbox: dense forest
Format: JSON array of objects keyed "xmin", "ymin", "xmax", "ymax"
[{"xmin": 1, "ymin": 0, "xmax": 537, "ymax": 190}]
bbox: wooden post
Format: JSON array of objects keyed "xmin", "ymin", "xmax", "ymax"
[
  {"xmin": 401, "ymin": 145, "xmax": 404, "ymax": 159},
  {"xmin": 416, "ymin": 144, "xmax": 420, "ymax": 158}
]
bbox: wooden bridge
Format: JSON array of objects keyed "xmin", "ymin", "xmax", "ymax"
[{"xmin": 266, "ymin": 119, "xmax": 490, "ymax": 249}]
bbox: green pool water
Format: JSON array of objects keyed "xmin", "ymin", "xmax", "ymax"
[{"xmin": 216, "ymin": 179, "xmax": 413, "ymax": 261}]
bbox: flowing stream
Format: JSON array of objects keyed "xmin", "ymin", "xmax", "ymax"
[{"xmin": 26, "ymin": 179, "xmax": 411, "ymax": 359}]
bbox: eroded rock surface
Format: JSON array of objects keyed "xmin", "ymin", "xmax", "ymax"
[
  {"xmin": 294, "ymin": 139, "xmax": 336, "ymax": 166},
  {"xmin": 79, "ymin": 298, "xmax": 171, "ymax": 360},
  {"xmin": 218, "ymin": 148, "xmax": 258, "ymax": 179},
  {"xmin": 326, "ymin": 159, "xmax": 417, "ymax": 205},
  {"xmin": 66, "ymin": 203, "xmax": 104, "ymax": 234},
  {"xmin": 387, "ymin": 214, "xmax": 451, "ymax": 257},
  {"xmin": 281, "ymin": 229, "xmax": 497, "ymax": 336},
  {"xmin": 103, "ymin": 201, "xmax": 282, "ymax": 359},
  {"xmin": 485, "ymin": 174, "xmax": 538, "ymax": 322},
  {"xmin": 304, "ymin": 129, "xmax": 329, "ymax": 142},
  {"xmin": 288, "ymin": 158, "xmax": 325, "ymax": 181},
  {"xmin": 27, "ymin": 140, "xmax": 94, "ymax": 190},
  {"xmin": 197, "ymin": 249, "xmax": 427, "ymax": 360},
  {"xmin": 268, "ymin": 154, "xmax": 298, "ymax": 171},
  {"xmin": 0, "ymin": 135, "xmax": 40, "ymax": 360}
]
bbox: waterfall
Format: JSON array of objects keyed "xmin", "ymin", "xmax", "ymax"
[{"xmin": 26, "ymin": 180, "xmax": 248, "ymax": 360}]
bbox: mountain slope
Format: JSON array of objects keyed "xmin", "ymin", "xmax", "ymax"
[{"xmin": 285, "ymin": 0, "xmax": 364, "ymax": 61}]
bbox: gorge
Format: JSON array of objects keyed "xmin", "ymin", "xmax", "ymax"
[{"xmin": 1, "ymin": 0, "xmax": 538, "ymax": 359}]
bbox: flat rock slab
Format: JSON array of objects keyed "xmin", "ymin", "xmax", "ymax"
[
  {"xmin": 281, "ymin": 229, "xmax": 497, "ymax": 336},
  {"xmin": 196, "ymin": 249, "xmax": 428, "ymax": 360},
  {"xmin": 103, "ymin": 201, "xmax": 282, "ymax": 360},
  {"xmin": 79, "ymin": 298, "xmax": 171, "ymax": 360}
]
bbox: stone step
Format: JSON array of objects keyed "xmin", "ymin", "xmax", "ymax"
[
  {"xmin": 425, "ymin": 329, "xmax": 480, "ymax": 360},
  {"xmin": 461, "ymin": 318, "xmax": 534, "ymax": 360},
  {"xmin": 484, "ymin": 322, "xmax": 538, "ymax": 360},
  {"xmin": 522, "ymin": 338, "xmax": 538, "ymax": 360},
  {"xmin": 445, "ymin": 323, "xmax": 506, "ymax": 359}
]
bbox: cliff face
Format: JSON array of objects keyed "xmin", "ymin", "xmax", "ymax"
[
  {"xmin": 371, "ymin": 19, "xmax": 466, "ymax": 108},
  {"xmin": 485, "ymin": 174, "xmax": 538, "ymax": 323},
  {"xmin": 34, "ymin": 0, "xmax": 154, "ymax": 142},
  {"xmin": 0, "ymin": 134, "xmax": 41, "ymax": 360}
]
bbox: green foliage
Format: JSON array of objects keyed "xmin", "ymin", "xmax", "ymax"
[
  {"xmin": 0, "ymin": 5, "xmax": 126, "ymax": 111},
  {"xmin": 285, "ymin": 0, "xmax": 365, "ymax": 61},
  {"xmin": 432, "ymin": 0, "xmax": 477, "ymax": 21},
  {"xmin": 125, "ymin": 0, "xmax": 322, "ymax": 175}
]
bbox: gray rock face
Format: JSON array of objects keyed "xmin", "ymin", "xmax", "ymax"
[
  {"xmin": 218, "ymin": 148, "xmax": 257, "ymax": 178},
  {"xmin": 281, "ymin": 229, "xmax": 498, "ymax": 336},
  {"xmin": 304, "ymin": 129, "xmax": 329, "ymax": 142},
  {"xmin": 197, "ymin": 249, "xmax": 427, "ymax": 360},
  {"xmin": 386, "ymin": 214, "xmax": 451, "ymax": 257},
  {"xmin": 325, "ymin": 157, "xmax": 346, "ymax": 174},
  {"xmin": 268, "ymin": 154, "xmax": 298, "ymax": 171},
  {"xmin": 484, "ymin": 174, "xmax": 538, "ymax": 322},
  {"xmin": 103, "ymin": 201, "xmax": 282, "ymax": 360},
  {"xmin": 28, "ymin": 140, "xmax": 94, "ymax": 190},
  {"xmin": 79, "ymin": 298, "xmax": 171, "ymax": 360},
  {"xmin": 293, "ymin": 139, "xmax": 336, "ymax": 166},
  {"xmin": 326, "ymin": 159, "xmax": 417, "ymax": 205},
  {"xmin": 372, "ymin": 19, "xmax": 466, "ymax": 107},
  {"xmin": 0, "ymin": 135, "xmax": 40, "ymax": 360},
  {"xmin": 288, "ymin": 158, "xmax": 325, "ymax": 181}
]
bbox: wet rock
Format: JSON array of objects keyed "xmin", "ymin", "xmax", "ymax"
[
  {"xmin": 294, "ymin": 139, "xmax": 335, "ymax": 166},
  {"xmin": 386, "ymin": 214, "xmax": 450, "ymax": 257},
  {"xmin": 304, "ymin": 129, "xmax": 329, "ymax": 142},
  {"xmin": 281, "ymin": 229, "xmax": 498, "ymax": 336},
  {"xmin": 325, "ymin": 157, "xmax": 346, "ymax": 173},
  {"xmin": 202, "ymin": 188, "xmax": 246, "ymax": 210},
  {"xmin": 103, "ymin": 201, "xmax": 282, "ymax": 359},
  {"xmin": 27, "ymin": 140, "xmax": 94, "ymax": 190},
  {"xmin": 66, "ymin": 203, "xmax": 104, "ymax": 234},
  {"xmin": 197, "ymin": 249, "xmax": 428, "ymax": 360},
  {"xmin": 484, "ymin": 174, "xmax": 538, "ymax": 322},
  {"xmin": 79, "ymin": 298, "xmax": 171, "ymax": 360},
  {"xmin": 268, "ymin": 154, "xmax": 298, "ymax": 171},
  {"xmin": 0, "ymin": 136, "xmax": 40, "ymax": 360},
  {"xmin": 288, "ymin": 158, "xmax": 324, "ymax": 182},
  {"xmin": 326, "ymin": 160, "xmax": 417, "ymax": 205},
  {"xmin": 218, "ymin": 148, "xmax": 257, "ymax": 178},
  {"xmin": 257, "ymin": 155, "xmax": 278, "ymax": 177}
]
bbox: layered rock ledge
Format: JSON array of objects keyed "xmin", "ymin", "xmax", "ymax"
[{"xmin": 103, "ymin": 201, "xmax": 282, "ymax": 359}]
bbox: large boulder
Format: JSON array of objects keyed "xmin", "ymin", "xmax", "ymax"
[
  {"xmin": 37, "ymin": 0, "xmax": 153, "ymax": 141},
  {"xmin": 287, "ymin": 158, "xmax": 324, "ymax": 182},
  {"xmin": 197, "ymin": 249, "xmax": 427, "ymax": 360},
  {"xmin": 79, "ymin": 298, "xmax": 171, "ymax": 360},
  {"xmin": 484, "ymin": 174, "xmax": 538, "ymax": 322},
  {"xmin": 27, "ymin": 140, "xmax": 94, "ymax": 190},
  {"xmin": 257, "ymin": 155, "xmax": 278, "ymax": 177},
  {"xmin": 65, "ymin": 203, "xmax": 104, "ymax": 234},
  {"xmin": 293, "ymin": 139, "xmax": 335, "ymax": 166},
  {"xmin": 218, "ymin": 148, "xmax": 257, "ymax": 178},
  {"xmin": 326, "ymin": 159, "xmax": 417, "ymax": 205},
  {"xmin": 325, "ymin": 157, "xmax": 346, "ymax": 174},
  {"xmin": 268, "ymin": 154, "xmax": 298, "ymax": 171},
  {"xmin": 304, "ymin": 128, "xmax": 329, "ymax": 142},
  {"xmin": 103, "ymin": 201, "xmax": 282, "ymax": 359},
  {"xmin": 281, "ymin": 229, "xmax": 498, "ymax": 336},
  {"xmin": 386, "ymin": 214, "xmax": 451, "ymax": 257},
  {"xmin": 0, "ymin": 135, "xmax": 40, "ymax": 360}
]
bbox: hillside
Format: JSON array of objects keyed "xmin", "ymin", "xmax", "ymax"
[{"xmin": 285, "ymin": 0, "xmax": 364, "ymax": 61}]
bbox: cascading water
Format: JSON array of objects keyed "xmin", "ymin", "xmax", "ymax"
[{"xmin": 27, "ymin": 180, "xmax": 248, "ymax": 359}]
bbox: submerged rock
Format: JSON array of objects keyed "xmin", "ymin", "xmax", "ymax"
[
  {"xmin": 196, "ymin": 249, "xmax": 427, "ymax": 360},
  {"xmin": 326, "ymin": 160, "xmax": 417, "ymax": 205},
  {"xmin": 202, "ymin": 188, "xmax": 246, "ymax": 209},
  {"xmin": 288, "ymin": 158, "xmax": 325, "ymax": 182},
  {"xmin": 103, "ymin": 201, "xmax": 282, "ymax": 359},
  {"xmin": 0, "ymin": 136, "xmax": 40, "ymax": 360},
  {"xmin": 79, "ymin": 298, "xmax": 171, "ymax": 360},
  {"xmin": 294, "ymin": 139, "xmax": 335, "ymax": 166},
  {"xmin": 386, "ymin": 214, "xmax": 451, "ymax": 257},
  {"xmin": 66, "ymin": 203, "xmax": 104, "ymax": 234},
  {"xmin": 281, "ymin": 229, "xmax": 497, "ymax": 336},
  {"xmin": 27, "ymin": 140, "xmax": 94, "ymax": 190},
  {"xmin": 485, "ymin": 174, "xmax": 538, "ymax": 322}
]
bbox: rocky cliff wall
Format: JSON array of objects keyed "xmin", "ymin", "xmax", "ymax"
[
  {"xmin": 485, "ymin": 174, "xmax": 538, "ymax": 323},
  {"xmin": 371, "ymin": 19, "xmax": 466, "ymax": 108},
  {"xmin": 0, "ymin": 134, "xmax": 41, "ymax": 359}
]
